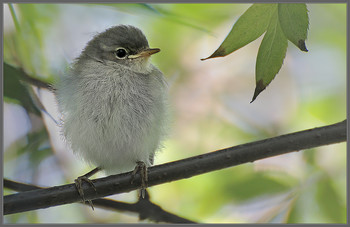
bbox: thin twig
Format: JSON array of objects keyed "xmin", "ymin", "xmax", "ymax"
[
  {"xmin": 4, "ymin": 62, "xmax": 55, "ymax": 91},
  {"xmin": 3, "ymin": 120, "xmax": 347, "ymax": 215},
  {"xmin": 19, "ymin": 69, "xmax": 55, "ymax": 91}
]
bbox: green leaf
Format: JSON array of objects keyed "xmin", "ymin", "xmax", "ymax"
[
  {"xmin": 93, "ymin": 3, "xmax": 161, "ymax": 15},
  {"xmin": 252, "ymin": 8, "xmax": 288, "ymax": 102},
  {"xmin": 4, "ymin": 63, "xmax": 40, "ymax": 115},
  {"xmin": 8, "ymin": 4, "xmax": 20, "ymax": 32},
  {"xmin": 278, "ymin": 3, "xmax": 309, "ymax": 52},
  {"xmin": 224, "ymin": 173, "xmax": 291, "ymax": 202},
  {"xmin": 99, "ymin": 4, "xmax": 212, "ymax": 34},
  {"xmin": 23, "ymin": 128, "xmax": 50, "ymax": 157},
  {"xmin": 202, "ymin": 4, "xmax": 277, "ymax": 60},
  {"xmin": 11, "ymin": 4, "xmax": 58, "ymax": 75},
  {"xmin": 316, "ymin": 177, "xmax": 346, "ymax": 223}
]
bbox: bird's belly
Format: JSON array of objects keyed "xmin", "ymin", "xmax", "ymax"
[{"xmin": 65, "ymin": 93, "xmax": 163, "ymax": 174}]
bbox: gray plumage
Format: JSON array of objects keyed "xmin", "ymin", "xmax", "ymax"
[{"xmin": 56, "ymin": 25, "xmax": 168, "ymax": 174}]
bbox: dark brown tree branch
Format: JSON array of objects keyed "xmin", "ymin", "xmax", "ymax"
[
  {"xmin": 4, "ymin": 120, "xmax": 347, "ymax": 215},
  {"xmin": 3, "ymin": 179, "xmax": 196, "ymax": 223}
]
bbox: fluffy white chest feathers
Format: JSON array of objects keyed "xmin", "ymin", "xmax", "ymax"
[{"xmin": 57, "ymin": 60, "xmax": 168, "ymax": 174}]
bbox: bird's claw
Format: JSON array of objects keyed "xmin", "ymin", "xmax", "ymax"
[
  {"xmin": 75, "ymin": 176, "xmax": 96, "ymax": 210},
  {"xmin": 131, "ymin": 161, "xmax": 148, "ymax": 199}
]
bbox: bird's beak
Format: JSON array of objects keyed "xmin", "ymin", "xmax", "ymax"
[{"xmin": 128, "ymin": 48, "xmax": 160, "ymax": 59}]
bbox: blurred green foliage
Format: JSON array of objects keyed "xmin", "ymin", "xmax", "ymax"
[{"xmin": 3, "ymin": 3, "xmax": 346, "ymax": 224}]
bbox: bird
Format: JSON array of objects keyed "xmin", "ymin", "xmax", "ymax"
[{"xmin": 55, "ymin": 25, "xmax": 168, "ymax": 207}]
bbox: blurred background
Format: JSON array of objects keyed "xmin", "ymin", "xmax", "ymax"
[{"xmin": 3, "ymin": 3, "xmax": 346, "ymax": 223}]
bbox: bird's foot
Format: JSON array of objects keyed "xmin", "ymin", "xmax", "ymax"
[
  {"xmin": 75, "ymin": 176, "xmax": 96, "ymax": 210},
  {"xmin": 74, "ymin": 167, "xmax": 101, "ymax": 210},
  {"xmin": 131, "ymin": 161, "xmax": 148, "ymax": 199}
]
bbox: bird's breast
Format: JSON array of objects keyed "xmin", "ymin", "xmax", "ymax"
[{"xmin": 81, "ymin": 72, "xmax": 161, "ymax": 131}]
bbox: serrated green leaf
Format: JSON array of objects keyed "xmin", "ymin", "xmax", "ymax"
[
  {"xmin": 252, "ymin": 8, "xmax": 288, "ymax": 102},
  {"xmin": 278, "ymin": 3, "xmax": 309, "ymax": 52},
  {"xmin": 202, "ymin": 4, "xmax": 277, "ymax": 60}
]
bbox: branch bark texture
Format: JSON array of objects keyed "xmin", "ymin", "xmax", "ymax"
[
  {"xmin": 4, "ymin": 179, "xmax": 195, "ymax": 223},
  {"xmin": 4, "ymin": 120, "xmax": 347, "ymax": 215}
]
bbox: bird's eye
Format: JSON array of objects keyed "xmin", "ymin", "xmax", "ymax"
[{"xmin": 114, "ymin": 48, "xmax": 128, "ymax": 59}]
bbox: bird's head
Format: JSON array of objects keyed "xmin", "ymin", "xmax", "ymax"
[{"xmin": 80, "ymin": 25, "xmax": 160, "ymax": 73}]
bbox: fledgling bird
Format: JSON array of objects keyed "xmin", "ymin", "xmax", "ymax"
[{"xmin": 56, "ymin": 25, "xmax": 168, "ymax": 205}]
